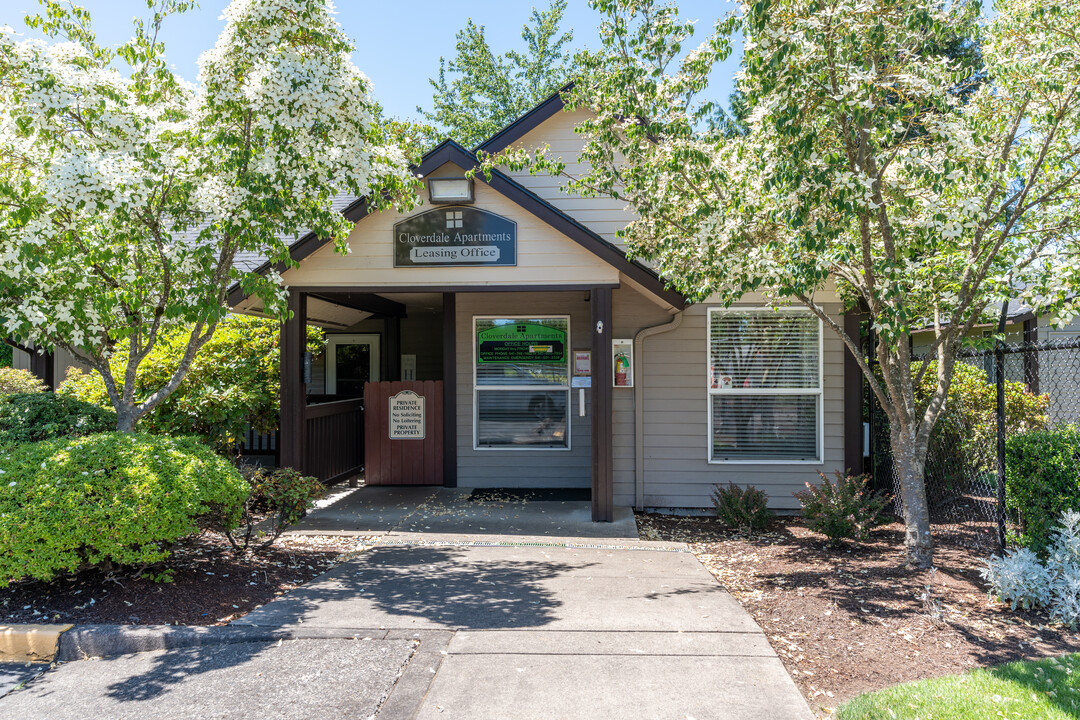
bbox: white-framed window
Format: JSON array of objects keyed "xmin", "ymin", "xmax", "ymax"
[
  {"xmin": 473, "ymin": 316, "xmax": 571, "ymax": 450},
  {"xmin": 707, "ymin": 308, "xmax": 823, "ymax": 463}
]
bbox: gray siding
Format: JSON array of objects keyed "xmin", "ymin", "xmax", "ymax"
[
  {"xmin": 611, "ymin": 285, "xmax": 676, "ymax": 507},
  {"xmin": 456, "ymin": 292, "xmax": 593, "ymax": 489},
  {"xmin": 638, "ymin": 303, "xmax": 848, "ymax": 511}
]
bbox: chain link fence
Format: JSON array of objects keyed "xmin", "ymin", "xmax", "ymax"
[{"xmin": 869, "ymin": 336, "xmax": 1080, "ymax": 553}]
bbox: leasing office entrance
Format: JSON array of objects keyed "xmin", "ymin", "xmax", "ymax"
[{"xmin": 228, "ymin": 139, "xmax": 684, "ymax": 522}]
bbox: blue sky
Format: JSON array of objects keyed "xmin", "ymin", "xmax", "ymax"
[{"xmin": 8, "ymin": 0, "xmax": 743, "ymax": 124}]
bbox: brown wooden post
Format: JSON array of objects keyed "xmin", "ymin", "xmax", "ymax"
[
  {"xmin": 591, "ymin": 286, "xmax": 614, "ymax": 522},
  {"xmin": 386, "ymin": 316, "xmax": 401, "ymax": 381},
  {"xmin": 442, "ymin": 292, "xmax": 457, "ymax": 487},
  {"xmin": 843, "ymin": 309, "xmax": 865, "ymax": 475},
  {"xmin": 279, "ymin": 290, "xmax": 307, "ymax": 472}
]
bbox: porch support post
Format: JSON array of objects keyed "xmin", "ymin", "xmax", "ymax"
[
  {"xmin": 843, "ymin": 309, "xmax": 865, "ymax": 475},
  {"xmin": 386, "ymin": 316, "xmax": 401, "ymax": 381},
  {"xmin": 442, "ymin": 293, "xmax": 457, "ymax": 487},
  {"xmin": 280, "ymin": 289, "xmax": 307, "ymax": 472},
  {"xmin": 591, "ymin": 286, "xmax": 614, "ymax": 522}
]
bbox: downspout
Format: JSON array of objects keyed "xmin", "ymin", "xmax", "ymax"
[{"xmin": 634, "ymin": 310, "xmax": 684, "ymax": 510}]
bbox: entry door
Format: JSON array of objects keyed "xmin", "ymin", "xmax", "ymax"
[{"xmin": 326, "ymin": 334, "xmax": 380, "ymax": 395}]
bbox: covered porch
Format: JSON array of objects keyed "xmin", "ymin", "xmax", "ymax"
[{"xmin": 274, "ymin": 286, "xmax": 618, "ymax": 522}]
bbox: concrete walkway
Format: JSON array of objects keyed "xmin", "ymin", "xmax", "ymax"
[
  {"xmin": 0, "ymin": 490, "xmax": 813, "ymax": 719},
  {"xmin": 236, "ymin": 542, "xmax": 812, "ymax": 719},
  {"xmin": 291, "ymin": 485, "xmax": 643, "ymax": 541}
]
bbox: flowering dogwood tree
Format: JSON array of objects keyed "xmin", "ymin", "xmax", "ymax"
[
  {"xmin": 498, "ymin": 0, "xmax": 1080, "ymax": 567},
  {"xmin": 0, "ymin": 0, "xmax": 417, "ymax": 432}
]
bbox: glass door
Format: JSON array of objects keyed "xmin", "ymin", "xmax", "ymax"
[{"xmin": 326, "ymin": 334, "xmax": 381, "ymax": 395}]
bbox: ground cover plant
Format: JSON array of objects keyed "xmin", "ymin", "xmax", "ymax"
[
  {"xmin": 711, "ymin": 482, "xmax": 771, "ymax": 532},
  {"xmin": 0, "ymin": 432, "xmax": 248, "ymax": 586},
  {"xmin": 838, "ymin": 653, "xmax": 1080, "ymax": 720},
  {"xmin": 636, "ymin": 513, "xmax": 1080, "ymax": 717},
  {"xmin": 226, "ymin": 466, "xmax": 326, "ymax": 553},
  {"xmin": 795, "ymin": 472, "xmax": 891, "ymax": 544}
]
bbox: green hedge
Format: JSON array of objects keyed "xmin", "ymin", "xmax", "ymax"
[
  {"xmin": 0, "ymin": 432, "xmax": 249, "ymax": 586},
  {"xmin": 0, "ymin": 393, "xmax": 117, "ymax": 448},
  {"xmin": 1005, "ymin": 425, "xmax": 1080, "ymax": 554}
]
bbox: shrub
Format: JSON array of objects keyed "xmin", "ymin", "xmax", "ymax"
[
  {"xmin": 0, "ymin": 342, "xmax": 11, "ymax": 367},
  {"xmin": 226, "ymin": 466, "xmax": 324, "ymax": 553},
  {"xmin": 1004, "ymin": 424, "xmax": 1080, "ymax": 554},
  {"xmin": 711, "ymin": 482, "xmax": 772, "ymax": 532},
  {"xmin": 795, "ymin": 471, "xmax": 891, "ymax": 544},
  {"xmin": 0, "ymin": 393, "xmax": 117, "ymax": 448},
  {"xmin": 915, "ymin": 361, "xmax": 1048, "ymax": 496},
  {"xmin": 0, "ymin": 432, "xmax": 248, "ymax": 586},
  {"xmin": 0, "ymin": 367, "xmax": 47, "ymax": 394},
  {"xmin": 982, "ymin": 511, "xmax": 1080, "ymax": 626},
  {"xmin": 59, "ymin": 314, "xmax": 325, "ymax": 449}
]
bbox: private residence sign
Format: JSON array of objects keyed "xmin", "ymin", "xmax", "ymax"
[
  {"xmin": 388, "ymin": 390, "xmax": 425, "ymax": 439},
  {"xmin": 394, "ymin": 207, "xmax": 517, "ymax": 267},
  {"xmin": 477, "ymin": 323, "xmax": 567, "ymax": 364}
]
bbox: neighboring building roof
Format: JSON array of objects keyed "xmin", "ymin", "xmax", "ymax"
[{"xmin": 225, "ymin": 90, "xmax": 685, "ymax": 309}]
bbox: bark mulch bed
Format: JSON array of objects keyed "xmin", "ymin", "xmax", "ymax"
[
  {"xmin": 0, "ymin": 532, "xmax": 370, "ymax": 627},
  {"xmin": 636, "ymin": 513, "xmax": 1080, "ymax": 718}
]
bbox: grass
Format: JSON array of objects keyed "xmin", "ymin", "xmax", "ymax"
[{"xmin": 838, "ymin": 654, "xmax": 1080, "ymax": 719}]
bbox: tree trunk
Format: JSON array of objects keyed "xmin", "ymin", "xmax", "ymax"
[
  {"xmin": 115, "ymin": 403, "xmax": 139, "ymax": 433},
  {"xmin": 891, "ymin": 428, "xmax": 934, "ymax": 568}
]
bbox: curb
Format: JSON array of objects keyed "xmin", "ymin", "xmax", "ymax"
[
  {"xmin": 54, "ymin": 624, "xmax": 395, "ymax": 662},
  {"xmin": 0, "ymin": 624, "xmax": 73, "ymax": 664}
]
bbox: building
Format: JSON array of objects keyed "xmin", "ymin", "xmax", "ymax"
[
  {"xmin": 13, "ymin": 89, "xmax": 865, "ymax": 520},
  {"xmin": 224, "ymin": 90, "xmax": 864, "ymax": 521}
]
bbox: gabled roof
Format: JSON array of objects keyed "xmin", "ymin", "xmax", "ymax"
[
  {"xmin": 474, "ymin": 82, "xmax": 571, "ymax": 155},
  {"xmin": 226, "ymin": 86, "xmax": 685, "ymax": 309}
]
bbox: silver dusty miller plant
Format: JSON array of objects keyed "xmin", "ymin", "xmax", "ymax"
[{"xmin": 982, "ymin": 511, "xmax": 1080, "ymax": 625}]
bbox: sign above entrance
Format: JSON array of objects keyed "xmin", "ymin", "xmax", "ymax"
[
  {"xmin": 394, "ymin": 207, "xmax": 517, "ymax": 267},
  {"xmin": 477, "ymin": 323, "xmax": 567, "ymax": 364}
]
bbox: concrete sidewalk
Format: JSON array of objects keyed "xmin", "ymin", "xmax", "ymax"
[
  {"xmin": 0, "ymin": 526, "xmax": 812, "ymax": 718},
  {"xmin": 233, "ymin": 543, "xmax": 813, "ymax": 719},
  {"xmin": 289, "ymin": 485, "xmax": 643, "ymax": 540}
]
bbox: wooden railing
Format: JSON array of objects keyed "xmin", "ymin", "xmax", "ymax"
[{"xmin": 304, "ymin": 397, "xmax": 364, "ymax": 484}]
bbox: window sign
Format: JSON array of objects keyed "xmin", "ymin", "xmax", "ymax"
[
  {"xmin": 477, "ymin": 322, "xmax": 567, "ymax": 364},
  {"xmin": 474, "ymin": 317, "xmax": 570, "ymax": 450},
  {"xmin": 573, "ymin": 350, "xmax": 591, "ymax": 376},
  {"xmin": 394, "ymin": 207, "xmax": 517, "ymax": 267}
]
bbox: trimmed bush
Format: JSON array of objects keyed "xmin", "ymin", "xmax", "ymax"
[
  {"xmin": 0, "ymin": 367, "xmax": 47, "ymax": 394},
  {"xmin": 916, "ymin": 361, "xmax": 1048, "ymax": 495},
  {"xmin": 227, "ymin": 466, "xmax": 325, "ymax": 553},
  {"xmin": 59, "ymin": 315, "xmax": 324, "ymax": 449},
  {"xmin": 795, "ymin": 471, "xmax": 891, "ymax": 544},
  {"xmin": 711, "ymin": 482, "xmax": 772, "ymax": 532},
  {"xmin": 0, "ymin": 393, "xmax": 116, "ymax": 448},
  {"xmin": 1005, "ymin": 424, "xmax": 1080, "ymax": 554},
  {"xmin": 0, "ymin": 432, "xmax": 249, "ymax": 586}
]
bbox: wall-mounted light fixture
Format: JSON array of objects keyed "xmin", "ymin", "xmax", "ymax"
[{"xmin": 428, "ymin": 177, "xmax": 474, "ymax": 204}]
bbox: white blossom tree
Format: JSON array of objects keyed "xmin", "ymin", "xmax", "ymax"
[
  {"xmin": 497, "ymin": 0, "xmax": 1080, "ymax": 567},
  {"xmin": 0, "ymin": 0, "xmax": 418, "ymax": 431}
]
